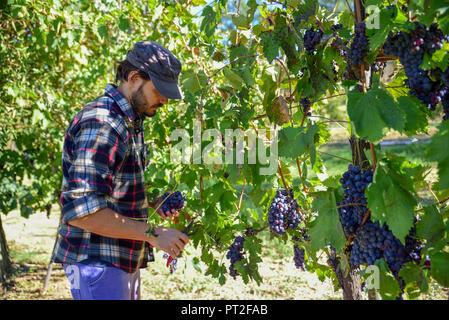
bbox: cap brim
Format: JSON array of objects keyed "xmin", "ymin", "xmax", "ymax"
[{"xmin": 151, "ymin": 77, "xmax": 183, "ymax": 100}]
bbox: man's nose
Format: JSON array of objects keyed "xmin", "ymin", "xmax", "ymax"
[{"xmin": 160, "ymin": 96, "xmax": 168, "ymax": 105}]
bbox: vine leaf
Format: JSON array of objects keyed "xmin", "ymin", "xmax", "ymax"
[
  {"xmin": 231, "ymin": 0, "xmax": 258, "ymax": 30},
  {"xmin": 222, "ymin": 67, "xmax": 244, "ymax": 91},
  {"xmin": 398, "ymin": 262, "xmax": 428, "ymax": 299},
  {"xmin": 374, "ymin": 259, "xmax": 401, "ymax": 300},
  {"xmin": 278, "ymin": 125, "xmax": 319, "ymax": 161},
  {"xmin": 347, "ymin": 84, "xmax": 405, "ymax": 142},
  {"xmin": 426, "ymin": 121, "xmax": 449, "ymax": 190},
  {"xmin": 365, "ymin": 162, "xmax": 416, "ymax": 244},
  {"xmin": 259, "ymin": 32, "xmax": 281, "ymax": 63},
  {"xmin": 200, "ymin": 5, "xmax": 220, "ymax": 38},
  {"xmin": 430, "ymin": 252, "xmax": 449, "ymax": 288},
  {"xmin": 396, "ymin": 96, "xmax": 428, "ymax": 136},
  {"xmin": 308, "ymin": 190, "xmax": 346, "ymax": 253},
  {"xmin": 416, "ymin": 205, "xmax": 445, "ymax": 247}
]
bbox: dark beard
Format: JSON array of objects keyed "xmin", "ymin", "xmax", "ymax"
[{"xmin": 130, "ymin": 83, "xmax": 162, "ymax": 118}]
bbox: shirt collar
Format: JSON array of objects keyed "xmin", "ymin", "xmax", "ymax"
[{"xmin": 104, "ymin": 83, "xmax": 144, "ymax": 124}]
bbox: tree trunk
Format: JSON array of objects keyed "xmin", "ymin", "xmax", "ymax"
[
  {"xmin": 327, "ymin": 248, "xmax": 363, "ymax": 300},
  {"xmin": 0, "ymin": 214, "xmax": 12, "ymax": 294}
]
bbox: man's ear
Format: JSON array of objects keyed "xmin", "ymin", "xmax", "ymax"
[{"xmin": 127, "ymin": 70, "xmax": 141, "ymax": 87}]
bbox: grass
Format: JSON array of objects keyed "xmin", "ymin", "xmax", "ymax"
[{"xmin": 320, "ymin": 140, "xmax": 430, "ymax": 174}]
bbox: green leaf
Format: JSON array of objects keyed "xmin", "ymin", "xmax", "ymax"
[
  {"xmin": 259, "ymin": 32, "xmax": 280, "ymax": 63},
  {"xmin": 366, "ymin": 6, "xmax": 401, "ymax": 52},
  {"xmin": 222, "ymin": 67, "xmax": 244, "ymax": 91},
  {"xmin": 396, "ymin": 96, "xmax": 428, "ymax": 136},
  {"xmin": 97, "ymin": 24, "xmax": 109, "ymax": 39},
  {"xmin": 430, "ymin": 252, "xmax": 449, "ymax": 287},
  {"xmin": 308, "ymin": 190, "xmax": 346, "ymax": 253},
  {"xmin": 366, "ymin": 161, "xmax": 416, "ymax": 243},
  {"xmin": 231, "ymin": 0, "xmax": 257, "ymax": 30},
  {"xmin": 398, "ymin": 262, "xmax": 428, "ymax": 299},
  {"xmin": 278, "ymin": 125, "xmax": 319, "ymax": 159},
  {"xmin": 181, "ymin": 170, "xmax": 198, "ymax": 191},
  {"xmin": 347, "ymin": 86, "xmax": 405, "ymax": 142},
  {"xmin": 416, "ymin": 205, "xmax": 445, "ymax": 246},
  {"xmin": 118, "ymin": 15, "xmax": 131, "ymax": 32},
  {"xmin": 180, "ymin": 70, "xmax": 203, "ymax": 94},
  {"xmin": 426, "ymin": 121, "xmax": 449, "ymax": 189},
  {"xmin": 200, "ymin": 5, "xmax": 219, "ymax": 38},
  {"xmin": 191, "ymin": 257, "xmax": 202, "ymax": 273},
  {"xmin": 375, "ymin": 259, "xmax": 402, "ymax": 300}
]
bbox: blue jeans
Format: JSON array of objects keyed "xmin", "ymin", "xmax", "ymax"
[{"xmin": 62, "ymin": 259, "xmax": 141, "ymax": 300}]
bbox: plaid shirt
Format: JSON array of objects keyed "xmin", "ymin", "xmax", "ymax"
[{"xmin": 52, "ymin": 84, "xmax": 153, "ymax": 273}]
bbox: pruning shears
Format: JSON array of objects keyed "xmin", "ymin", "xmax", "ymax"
[{"xmin": 165, "ymin": 217, "xmax": 199, "ymax": 273}]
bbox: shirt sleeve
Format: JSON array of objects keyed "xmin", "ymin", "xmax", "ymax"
[{"xmin": 61, "ymin": 118, "xmax": 127, "ymax": 224}]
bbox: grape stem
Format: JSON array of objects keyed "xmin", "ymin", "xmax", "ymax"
[
  {"xmin": 200, "ymin": 174, "xmax": 204, "ymax": 205},
  {"xmin": 317, "ymin": 150, "xmax": 353, "ymax": 163},
  {"xmin": 235, "ymin": 180, "xmax": 246, "ymax": 215},
  {"xmin": 415, "ymin": 196, "xmax": 449, "ymax": 213},
  {"xmin": 375, "ymin": 55, "xmax": 398, "ymax": 61},
  {"xmin": 343, "ymin": 0, "xmax": 356, "ymax": 21},
  {"xmin": 315, "ymin": 16, "xmax": 325, "ymax": 33},
  {"xmin": 235, "ymin": 0, "xmax": 241, "ymax": 45},
  {"xmin": 370, "ymin": 142, "xmax": 376, "ymax": 173},
  {"xmin": 336, "ymin": 202, "xmax": 366, "ymax": 209}
]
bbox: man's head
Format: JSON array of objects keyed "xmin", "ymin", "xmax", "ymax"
[{"xmin": 115, "ymin": 41, "xmax": 183, "ymax": 118}]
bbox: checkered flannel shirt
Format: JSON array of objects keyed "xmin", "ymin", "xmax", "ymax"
[{"xmin": 52, "ymin": 84, "xmax": 153, "ymax": 273}]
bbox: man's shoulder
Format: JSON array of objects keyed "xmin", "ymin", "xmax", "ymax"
[{"xmin": 71, "ymin": 95, "xmax": 130, "ymax": 142}]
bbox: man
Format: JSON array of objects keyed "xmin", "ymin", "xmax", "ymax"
[{"xmin": 52, "ymin": 41, "xmax": 189, "ymax": 300}]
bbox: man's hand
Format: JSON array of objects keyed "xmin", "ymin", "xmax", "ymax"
[
  {"xmin": 149, "ymin": 226, "xmax": 189, "ymax": 259},
  {"xmin": 149, "ymin": 191, "xmax": 183, "ymax": 220}
]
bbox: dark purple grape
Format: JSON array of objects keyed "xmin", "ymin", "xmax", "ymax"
[
  {"xmin": 226, "ymin": 235, "xmax": 245, "ymax": 279},
  {"xmin": 337, "ymin": 164, "xmax": 373, "ymax": 237},
  {"xmin": 383, "ymin": 22, "xmax": 448, "ymax": 113},
  {"xmin": 267, "ymin": 189, "xmax": 301, "ymax": 235},
  {"xmin": 301, "ymin": 98, "xmax": 312, "ymax": 116},
  {"xmin": 293, "ymin": 244, "xmax": 306, "ymax": 271},
  {"xmin": 304, "ymin": 27, "xmax": 323, "ymax": 54},
  {"xmin": 347, "ymin": 22, "xmax": 369, "ymax": 67},
  {"xmin": 160, "ymin": 191, "xmax": 187, "ymax": 213}
]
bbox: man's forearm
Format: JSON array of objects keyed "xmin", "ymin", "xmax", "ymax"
[
  {"xmin": 68, "ymin": 207, "xmax": 190, "ymax": 259},
  {"xmin": 68, "ymin": 207, "xmax": 151, "ymax": 243}
]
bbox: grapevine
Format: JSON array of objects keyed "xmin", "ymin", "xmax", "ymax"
[{"xmin": 336, "ymin": 165, "xmax": 426, "ymax": 284}]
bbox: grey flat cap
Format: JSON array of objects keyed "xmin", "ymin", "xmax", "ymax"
[{"xmin": 126, "ymin": 41, "xmax": 183, "ymax": 99}]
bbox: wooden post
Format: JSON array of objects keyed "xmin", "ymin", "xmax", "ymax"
[{"xmin": 0, "ymin": 214, "xmax": 12, "ymax": 296}]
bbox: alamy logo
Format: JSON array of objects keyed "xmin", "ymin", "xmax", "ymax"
[
  {"xmin": 366, "ymin": 0, "xmax": 400, "ymax": 30},
  {"xmin": 364, "ymin": 265, "xmax": 380, "ymax": 290},
  {"xmin": 169, "ymin": 120, "xmax": 279, "ymax": 175}
]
